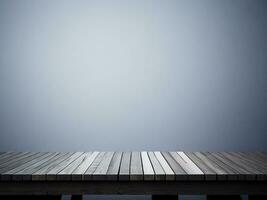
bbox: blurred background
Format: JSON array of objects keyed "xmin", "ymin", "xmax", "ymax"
[{"xmin": 1, "ymin": 0, "xmax": 266, "ymax": 199}]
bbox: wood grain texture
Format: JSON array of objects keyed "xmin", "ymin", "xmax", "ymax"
[
  {"xmin": 119, "ymin": 152, "xmax": 131, "ymax": 181},
  {"xmin": 46, "ymin": 152, "xmax": 83, "ymax": 181},
  {"xmin": 106, "ymin": 152, "xmax": 122, "ymax": 181},
  {"xmin": 193, "ymin": 152, "xmax": 228, "ymax": 181},
  {"xmin": 154, "ymin": 151, "xmax": 175, "ymax": 181},
  {"xmin": 185, "ymin": 152, "xmax": 216, "ymax": 181},
  {"xmin": 161, "ymin": 152, "xmax": 187, "ymax": 180},
  {"xmin": 1, "ymin": 152, "xmax": 51, "ymax": 181},
  {"xmin": 174, "ymin": 152, "xmax": 204, "ymax": 180},
  {"xmin": 148, "ymin": 152, "xmax": 165, "ymax": 181},
  {"xmin": 0, "ymin": 151, "xmax": 266, "ymax": 184},
  {"xmin": 141, "ymin": 152, "xmax": 154, "ymax": 181},
  {"xmin": 57, "ymin": 152, "xmax": 91, "ymax": 181},
  {"xmin": 32, "ymin": 152, "xmax": 73, "ymax": 181},
  {"xmin": 93, "ymin": 152, "xmax": 114, "ymax": 181},
  {"xmin": 71, "ymin": 152, "xmax": 97, "ymax": 181},
  {"xmin": 84, "ymin": 152, "xmax": 105, "ymax": 181},
  {"xmin": 130, "ymin": 152, "xmax": 143, "ymax": 181}
]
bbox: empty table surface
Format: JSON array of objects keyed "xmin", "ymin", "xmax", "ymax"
[{"xmin": 0, "ymin": 151, "xmax": 267, "ymax": 182}]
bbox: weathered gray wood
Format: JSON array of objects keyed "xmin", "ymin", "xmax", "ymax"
[
  {"xmin": 185, "ymin": 152, "xmax": 216, "ymax": 180},
  {"xmin": 0, "ymin": 152, "xmax": 18, "ymax": 163},
  {"xmin": 0, "ymin": 152, "xmax": 7, "ymax": 157},
  {"xmin": 9, "ymin": 153, "xmax": 55, "ymax": 181},
  {"xmin": 161, "ymin": 152, "xmax": 187, "ymax": 180},
  {"xmin": 0, "ymin": 151, "xmax": 266, "ymax": 193},
  {"xmin": 72, "ymin": 152, "xmax": 98, "ymax": 181},
  {"xmin": 92, "ymin": 152, "xmax": 114, "ymax": 181},
  {"xmin": 1, "ymin": 152, "xmax": 51, "ymax": 181},
  {"xmin": 119, "ymin": 152, "xmax": 131, "ymax": 181},
  {"xmin": 46, "ymin": 152, "xmax": 83, "ymax": 181},
  {"xmin": 0, "ymin": 152, "xmax": 40, "ymax": 177},
  {"xmin": 255, "ymin": 152, "xmax": 267, "ymax": 160},
  {"xmin": 0, "ymin": 152, "xmax": 37, "ymax": 171},
  {"xmin": 14, "ymin": 152, "xmax": 59, "ymax": 181},
  {"xmin": 141, "ymin": 151, "xmax": 154, "ymax": 181},
  {"xmin": 106, "ymin": 152, "xmax": 122, "ymax": 181},
  {"xmin": 84, "ymin": 152, "xmax": 105, "ymax": 181},
  {"xmin": 194, "ymin": 152, "xmax": 232, "ymax": 181},
  {"xmin": 57, "ymin": 152, "xmax": 90, "ymax": 181},
  {"xmin": 204, "ymin": 152, "xmax": 241, "ymax": 181},
  {"xmin": 229, "ymin": 152, "xmax": 267, "ymax": 180},
  {"xmin": 219, "ymin": 152, "xmax": 261, "ymax": 180},
  {"xmin": 0, "ymin": 152, "xmax": 29, "ymax": 167},
  {"xmin": 250, "ymin": 152, "xmax": 267, "ymax": 163},
  {"xmin": 210, "ymin": 152, "xmax": 253, "ymax": 181},
  {"xmin": 237, "ymin": 152, "xmax": 267, "ymax": 173},
  {"xmin": 173, "ymin": 152, "xmax": 204, "ymax": 180},
  {"xmin": 130, "ymin": 152, "xmax": 143, "ymax": 181},
  {"xmin": 148, "ymin": 152, "xmax": 165, "ymax": 181},
  {"xmin": 244, "ymin": 153, "xmax": 266, "ymax": 165},
  {"xmin": 32, "ymin": 152, "xmax": 73, "ymax": 181},
  {"xmin": 154, "ymin": 151, "xmax": 175, "ymax": 181},
  {"xmin": 207, "ymin": 153, "xmax": 246, "ymax": 181}
]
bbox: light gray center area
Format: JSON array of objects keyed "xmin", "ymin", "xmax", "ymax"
[{"xmin": 0, "ymin": 0, "xmax": 266, "ymax": 151}]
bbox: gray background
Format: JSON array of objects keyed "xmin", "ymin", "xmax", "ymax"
[{"xmin": 0, "ymin": 0, "xmax": 267, "ymax": 152}]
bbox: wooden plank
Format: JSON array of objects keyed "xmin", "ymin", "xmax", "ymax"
[
  {"xmin": 228, "ymin": 152, "xmax": 267, "ymax": 180},
  {"xmin": 10, "ymin": 152, "xmax": 55, "ymax": 181},
  {"xmin": 0, "ymin": 152, "xmax": 34, "ymax": 169},
  {"xmin": 119, "ymin": 152, "xmax": 131, "ymax": 181},
  {"xmin": 0, "ymin": 152, "xmax": 41, "ymax": 174},
  {"xmin": 32, "ymin": 152, "xmax": 74, "ymax": 181},
  {"xmin": 161, "ymin": 152, "xmax": 187, "ymax": 180},
  {"xmin": 154, "ymin": 151, "xmax": 175, "ymax": 181},
  {"xmin": 93, "ymin": 152, "xmax": 114, "ymax": 181},
  {"xmin": 84, "ymin": 152, "xmax": 106, "ymax": 181},
  {"xmin": 106, "ymin": 152, "xmax": 122, "ymax": 181},
  {"xmin": 172, "ymin": 152, "xmax": 204, "ymax": 180},
  {"xmin": 0, "ymin": 152, "xmax": 18, "ymax": 162},
  {"xmin": 57, "ymin": 152, "xmax": 90, "ymax": 181},
  {"xmin": 141, "ymin": 152, "xmax": 154, "ymax": 181},
  {"xmin": 211, "ymin": 152, "xmax": 255, "ymax": 180},
  {"xmin": 2, "ymin": 152, "xmax": 53, "ymax": 181},
  {"xmin": 0, "ymin": 152, "xmax": 29, "ymax": 167},
  {"xmin": 208, "ymin": 152, "xmax": 247, "ymax": 180},
  {"xmin": 0, "ymin": 152, "xmax": 24, "ymax": 165},
  {"xmin": 0, "ymin": 152, "xmax": 40, "ymax": 176},
  {"xmin": 185, "ymin": 152, "xmax": 216, "ymax": 180},
  {"xmin": 148, "ymin": 152, "xmax": 165, "ymax": 181},
  {"xmin": 204, "ymin": 152, "xmax": 240, "ymax": 181},
  {"xmin": 220, "ymin": 152, "xmax": 264, "ymax": 180},
  {"xmin": 130, "ymin": 152, "xmax": 143, "ymax": 181},
  {"xmin": 253, "ymin": 152, "xmax": 267, "ymax": 162},
  {"xmin": 239, "ymin": 152, "xmax": 267, "ymax": 170},
  {"xmin": 193, "ymin": 152, "xmax": 228, "ymax": 181},
  {"xmin": 72, "ymin": 152, "xmax": 98, "ymax": 181},
  {"xmin": 46, "ymin": 152, "xmax": 83, "ymax": 181},
  {"xmin": 13, "ymin": 152, "xmax": 59, "ymax": 181}
]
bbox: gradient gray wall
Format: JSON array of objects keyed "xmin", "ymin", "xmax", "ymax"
[{"xmin": 0, "ymin": 0, "xmax": 266, "ymax": 151}]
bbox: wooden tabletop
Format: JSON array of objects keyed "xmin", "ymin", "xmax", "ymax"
[{"xmin": 0, "ymin": 151, "xmax": 267, "ymax": 182}]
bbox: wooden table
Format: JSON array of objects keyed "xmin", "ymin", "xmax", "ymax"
[{"xmin": 0, "ymin": 151, "xmax": 266, "ymax": 200}]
